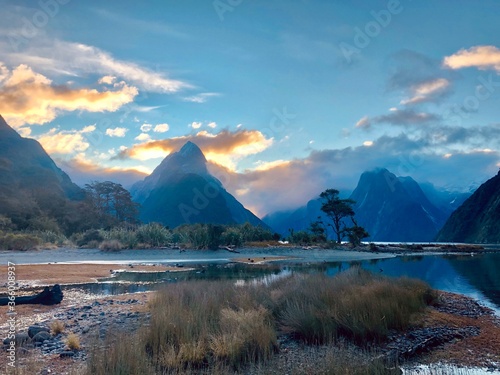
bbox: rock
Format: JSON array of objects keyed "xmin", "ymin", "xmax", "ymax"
[
  {"xmin": 13, "ymin": 332, "xmax": 31, "ymax": 346},
  {"xmin": 60, "ymin": 351, "xmax": 75, "ymax": 358},
  {"xmin": 28, "ymin": 325, "xmax": 50, "ymax": 338},
  {"xmin": 32, "ymin": 331, "xmax": 52, "ymax": 343},
  {"xmin": 0, "ymin": 285, "xmax": 63, "ymax": 306}
]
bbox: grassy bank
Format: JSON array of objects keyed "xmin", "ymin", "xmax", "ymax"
[{"xmin": 84, "ymin": 268, "xmax": 436, "ymax": 374}]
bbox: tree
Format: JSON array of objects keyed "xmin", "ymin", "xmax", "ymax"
[
  {"xmin": 84, "ymin": 181, "xmax": 139, "ymax": 228},
  {"xmin": 309, "ymin": 218, "xmax": 326, "ymax": 242},
  {"xmin": 319, "ymin": 189, "xmax": 368, "ymax": 244}
]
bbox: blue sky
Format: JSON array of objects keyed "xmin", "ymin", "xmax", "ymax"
[{"xmin": 1, "ymin": 0, "xmax": 500, "ymax": 216}]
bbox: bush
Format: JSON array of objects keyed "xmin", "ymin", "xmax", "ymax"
[
  {"xmin": 0, "ymin": 232, "xmax": 41, "ymax": 250},
  {"xmin": 82, "ymin": 270, "xmax": 435, "ymax": 374},
  {"xmin": 99, "ymin": 240, "xmax": 124, "ymax": 252},
  {"xmin": 50, "ymin": 320, "xmax": 65, "ymax": 335},
  {"xmin": 101, "ymin": 228, "xmax": 138, "ymax": 249},
  {"xmin": 221, "ymin": 228, "xmax": 243, "ymax": 247},
  {"xmin": 276, "ymin": 268, "xmax": 434, "ymax": 344},
  {"xmin": 136, "ymin": 223, "xmax": 171, "ymax": 247},
  {"xmin": 77, "ymin": 229, "xmax": 104, "ymax": 247},
  {"xmin": 66, "ymin": 333, "xmax": 80, "ymax": 350},
  {"xmin": 143, "ymin": 281, "xmax": 276, "ymax": 370}
]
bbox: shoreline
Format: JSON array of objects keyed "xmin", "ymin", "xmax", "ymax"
[
  {"xmin": 2, "ymin": 243, "xmax": 499, "ymax": 268},
  {"xmin": 1, "ymin": 278, "xmax": 499, "ymax": 374}
]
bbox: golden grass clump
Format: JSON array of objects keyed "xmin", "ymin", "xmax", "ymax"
[
  {"xmin": 66, "ymin": 333, "xmax": 81, "ymax": 350},
  {"xmin": 50, "ymin": 320, "xmax": 65, "ymax": 335}
]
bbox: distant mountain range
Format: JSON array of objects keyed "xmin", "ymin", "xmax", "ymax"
[
  {"xmin": 437, "ymin": 170, "xmax": 500, "ymax": 243},
  {"xmin": 350, "ymin": 169, "xmax": 448, "ymax": 242},
  {"xmin": 131, "ymin": 141, "xmax": 267, "ymax": 228},
  {"xmin": 2, "ymin": 114, "xmax": 494, "ymax": 243},
  {"xmin": 264, "ymin": 168, "xmax": 471, "ymax": 242},
  {"xmin": 0, "ymin": 116, "xmax": 83, "ymax": 228}
]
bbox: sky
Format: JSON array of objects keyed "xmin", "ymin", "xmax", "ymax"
[{"xmin": 1, "ymin": 0, "xmax": 500, "ymax": 217}]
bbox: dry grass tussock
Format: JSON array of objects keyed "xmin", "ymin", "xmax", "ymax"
[{"xmin": 84, "ymin": 267, "xmax": 436, "ymax": 374}]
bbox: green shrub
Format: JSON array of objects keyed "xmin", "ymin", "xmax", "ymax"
[
  {"xmin": 0, "ymin": 232, "xmax": 41, "ymax": 250},
  {"xmin": 136, "ymin": 223, "xmax": 171, "ymax": 247},
  {"xmin": 77, "ymin": 229, "xmax": 104, "ymax": 247},
  {"xmin": 101, "ymin": 227, "xmax": 138, "ymax": 249},
  {"xmin": 99, "ymin": 239, "xmax": 124, "ymax": 252},
  {"xmin": 221, "ymin": 228, "xmax": 243, "ymax": 247}
]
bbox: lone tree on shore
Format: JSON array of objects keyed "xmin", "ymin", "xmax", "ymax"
[{"xmin": 319, "ymin": 189, "xmax": 368, "ymax": 244}]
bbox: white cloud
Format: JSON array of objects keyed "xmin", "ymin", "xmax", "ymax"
[
  {"xmin": 183, "ymin": 92, "xmax": 220, "ymax": 103},
  {"xmin": 81, "ymin": 125, "xmax": 96, "ymax": 133},
  {"xmin": 0, "ymin": 64, "xmax": 137, "ymax": 127},
  {"xmin": 135, "ymin": 133, "xmax": 152, "ymax": 142},
  {"xmin": 37, "ymin": 127, "xmax": 91, "ymax": 155},
  {"xmin": 6, "ymin": 40, "xmax": 191, "ymax": 93},
  {"xmin": 106, "ymin": 127, "xmax": 128, "ymax": 137},
  {"xmin": 154, "ymin": 123, "xmax": 169, "ymax": 133},
  {"xmin": 140, "ymin": 123, "xmax": 153, "ymax": 132},
  {"xmin": 190, "ymin": 121, "xmax": 202, "ymax": 129},
  {"xmin": 207, "ymin": 122, "xmax": 217, "ymax": 129},
  {"xmin": 98, "ymin": 75, "xmax": 116, "ymax": 85},
  {"xmin": 17, "ymin": 127, "xmax": 31, "ymax": 137},
  {"xmin": 400, "ymin": 78, "xmax": 450, "ymax": 105},
  {"xmin": 444, "ymin": 45, "xmax": 500, "ymax": 72}
]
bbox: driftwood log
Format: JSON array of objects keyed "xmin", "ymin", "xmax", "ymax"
[{"xmin": 0, "ymin": 284, "xmax": 63, "ymax": 306}]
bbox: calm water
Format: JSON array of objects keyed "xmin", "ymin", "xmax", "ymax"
[{"xmin": 60, "ymin": 253, "xmax": 500, "ymax": 314}]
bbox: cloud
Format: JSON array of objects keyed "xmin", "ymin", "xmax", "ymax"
[
  {"xmin": 98, "ymin": 75, "xmax": 116, "ymax": 85},
  {"xmin": 154, "ymin": 123, "xmax": 169, "ymax": 133},
  {"xmin": 190, "ymin": 121, "xmax": 202, "ymax": 129},
  {"xmin": 106, "ymin": 127, "xmax": 128, "ymax": 137},
  {"xmin": 36, "ymin": 127, "xmax": 91, "ymax": 155},
  {"xmin": 135, "ymin": 133, "xmax": 152, "ymax": 142},
  {"xmin": 116, "ymin": 129, "xmax": 274, "ymax": 170},
  {"xmin": 183, "ymin": 92, "xmax": 220, "ymax": 103},
  {"xmin": 376, "ymin": 109, "xmax": 440, "ymax": 125},
  {"xmin": 207, "ymin": 122, "xmax": 217, "ymax": 129},
  {"xmin": 6, "ymin": 41, "xmax": 191, "ymax": 93},
  {"xmin": 140, "ymin": 123, "xmax": 153, "ymax": 132},
  {"xmin": 0, "ymin": 64, "xmax": 137, "ymax": 127},
  {"xmin": 17, "ymin": 127, "xmax": 31, "ymax": 137},
  {"xmin": 355, "ymin": 116, "xmax": 371, "ymax": 129},
  {"xmin": 357, "ymin": 109, "xmax": 440, "ymax": 130},
  {"xmin": 81, "ymin": 125, "xmax": 96, "ymax": 133},
  {"xmin": 387, "ymin": 50, "xmax": 454, "ymax": 105},
  {"xmin": 400, "ymin": 78, "xmax": 451, "ymax": 105},
  {"xmin": 252, "ymin": 160, "xmax": 291, "ymax": 171},
  {"xmin": 443, "ymin": 45, "xmax": 500, "ymax": 72},
  {"xmin": 57, "ymin": 154, "xmax": 148, "ymax": 189},
  {"xmin": 209, "ymin": 128, "xmax": 499, "ymax": 216}
]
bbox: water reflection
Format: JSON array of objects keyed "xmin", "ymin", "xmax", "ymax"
[{"xmin": 63, "ymin": 253, "xmax": 500, "ymax": 313}]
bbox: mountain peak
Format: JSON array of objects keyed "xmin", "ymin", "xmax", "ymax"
[
  {"xmin": 0, "ymin": 115, "xmax": 21, "ymax": 138},
  {"xmin": 179, "ymin": 141, "xmax": 206, "ymax": 160}
]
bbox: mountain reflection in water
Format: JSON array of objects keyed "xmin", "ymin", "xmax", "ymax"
[{"xmin": 65, "ymin": 253, "xmax": 500, "ymax": 314}]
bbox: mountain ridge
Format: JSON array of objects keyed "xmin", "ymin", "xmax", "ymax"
[
  {"xmin": 436, "ymin": 170, "xmax": 500, "ymax": 243},
  {"xmin": 131, "ymin": 142, "xmax": 267, "ymax": 229}
]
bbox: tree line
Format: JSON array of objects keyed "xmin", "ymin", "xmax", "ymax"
[{"xmin": 0, "ymin": 181, "xmax": 368, "ymax": 249}]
